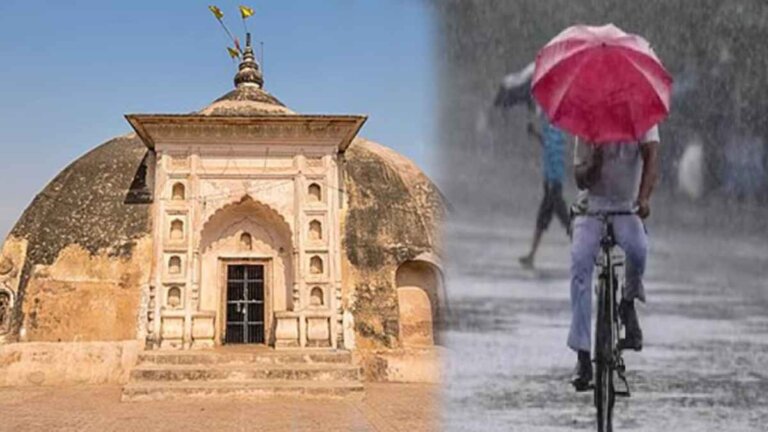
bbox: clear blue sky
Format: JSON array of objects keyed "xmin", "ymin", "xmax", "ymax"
[{"xmin": 0, "ymin": 0, "xmax": 435, "ymax": 239}]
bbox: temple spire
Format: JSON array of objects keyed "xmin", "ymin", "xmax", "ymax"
[{"xmin": 234, "ymin": 33, "xmax": 264, "ymax": 89}]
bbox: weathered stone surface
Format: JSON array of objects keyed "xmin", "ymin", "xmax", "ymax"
[
  {"xmin": 5, "ymin": 135, "xmax": 153, "ymax": 341},
  {"xmin": 10, "ymin": 134, "xmax": 152, "ymax": 263},
  {"xmin": 343, "ymin": 138, "xmax": 441, "ymax": 270},
  {"xmin": 197, "ymin": 85, "xmax": 295, "ymax": 116},
  {"xmin": 22, "ymin": 240, "xmax": 152, "ymax": 342},
  {"xmin": 122, "ymin": 348, "xmax": 363, "ymax": 401},
  {"xmin": 356, "ymin": 347, "xmax": 444, "ymax": 383},
  {"xmin": 342, "ymin": 138, "xmax": 445, "ymax": 351},
  {"xmin": 0, "ymin": 341, "xmax": 140, "ymax": 386},
  {"xmin": 0, "ymin": 237, "xmax": 26, "ymax": 340},
  {"xmin": 8, "ymin": 135, "xmax": 151, "ymax": 340}
]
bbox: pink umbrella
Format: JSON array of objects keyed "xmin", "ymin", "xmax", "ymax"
[{"xmin": 531, "ymin": 24, "xmax": 673, "ymax": 143}]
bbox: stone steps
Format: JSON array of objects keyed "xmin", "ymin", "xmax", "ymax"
[
  {"xmin": 121, "ymin": 349, "xmax": 363, "ymax": 401},
  {"xmin": 136, "ymin": 350, "xmax": 352, "ymax": 366},
  {"xmin": 122, "ymin": 380, "xmax": 364, "ymax": 401},
  {"xmin": 129, "ymin": 363, "xmax": 361, "ymax": 382}
]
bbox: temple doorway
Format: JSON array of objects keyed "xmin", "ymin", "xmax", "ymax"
[{"xmin": 224, "ymin": 264, "xmax": 266, "ymax": 344}]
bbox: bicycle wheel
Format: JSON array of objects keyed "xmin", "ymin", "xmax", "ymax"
[{"xmin": 594, "ymin": 277, "xmax": 615, "ymax": 432}]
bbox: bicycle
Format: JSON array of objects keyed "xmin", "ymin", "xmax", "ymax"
[{"xmin": 588, "ymin": 210, "xmax": 634, "ymax": 432}]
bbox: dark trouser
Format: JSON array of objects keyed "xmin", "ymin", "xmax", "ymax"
[{"xmin": 536, "ymin": 181, "xmax": 569, "ymax": 232}]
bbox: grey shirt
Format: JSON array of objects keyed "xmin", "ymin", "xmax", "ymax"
[{"xmin": 574, "ymin": 126, "xmax": 660, "ymax": 211}]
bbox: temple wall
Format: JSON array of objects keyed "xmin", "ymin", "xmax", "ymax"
[
  {"xmin": 20, "ymin": 237, "xmax": 152, "ymax": 342},
  {"xmin": 341, "ymin": 139, "xmax": 446, "ymax": 383},
  {"xmin": 0, "ymin": 341, "xmax": 140, "ymax": 386}
]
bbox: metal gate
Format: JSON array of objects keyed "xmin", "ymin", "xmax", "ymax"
[{"xmin": 225, "ymin": 264, "xmax": 265, "ymax": 344}]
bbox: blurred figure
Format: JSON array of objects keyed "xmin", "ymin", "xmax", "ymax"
[
  {"xmin": 518, "ymin": 110, "xmax": 570, "ymax": 269},
  {"xmin": 490, "ymin": 62, "xmax": 570, "ymax": 269},
  {"xmin": 677, "ymin": 137, "xmax": 705, "ymax": 200}
]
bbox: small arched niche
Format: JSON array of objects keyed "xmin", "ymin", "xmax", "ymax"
[
  {"xmin": 171, "ymin": 182, "xmax": 186, "ymax": 201},
  {"xmin": 170, "ymin": 219, "xmax": 184, "ymax": 241},
  {"xmin": 240, "ymin": 232, "xmax": 253, "ymax": 251},
  {"xmin": 309, "ymin": 220, "xmax": 322, "ymax": 241},
  {"xmin": 167, "ymin": 286, "xmax": 182, "ymax": 309},
  {"xmin": 309, "ymin": 256, "xmax": 323, "ymax": 275},
  {"xmin": 308, "ymin": 183, "xmax": 322, "ymax": 202},
  {"xmin": 168, "ymin": 256, "xmax": 182, "ymax": 275},
  {"xmin": 310, "ymin": 286, "xmax": 324, "ymax": 307},
  {"xmin": 396, "ymin": 260, "xmax": 443, "ymax": 347},
  {"xmin": 0, "ymin": 289, "xmax": 12, "ymax": 334}
]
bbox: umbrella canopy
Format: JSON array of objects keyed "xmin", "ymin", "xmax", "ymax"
[{"xmin": 532, "ymin": 24, "xmax": 673, "ymax": 143}]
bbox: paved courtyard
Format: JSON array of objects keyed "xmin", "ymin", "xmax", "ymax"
[{"xmin": 0, "ymin": 383, "xmax": 439, "ymax": 432}]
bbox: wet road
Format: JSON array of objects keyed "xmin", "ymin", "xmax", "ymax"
[{"xmin": 441, "ymin": 214, "xmax": 768, "ymax": 431}]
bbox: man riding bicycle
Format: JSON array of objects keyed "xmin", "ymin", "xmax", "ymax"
[{"xmin": 569, "ymin": 126, "xmax": 660, "ymax": 391}]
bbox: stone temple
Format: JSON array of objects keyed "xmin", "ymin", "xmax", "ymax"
[{"xmin": 0, "ymin": 38, "xmax": 445, "ymax": 398}]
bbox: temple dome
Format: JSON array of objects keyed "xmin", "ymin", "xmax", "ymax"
[{"xmin": 197, "ymin": 85, "xmax": 296, "ymax": 116}]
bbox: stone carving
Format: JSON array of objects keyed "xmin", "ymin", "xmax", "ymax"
[
  {"xmin": 308, "ymin": 183, "xmax": 322, "ymax": 202},
  {"xmin": 171, "ymin": 182, "xmax": 185, "ymax": 200},
  {"xmin": 310, "ymin": 287, "xmax": 324, "ymax": 307},
  {"xmin": 306, "ymin": 158, "xmax": 324, "ymax": 168},
  {"xmin": 310, "ymin": 256, "xmax": 323, "ymax": 275},
  {"xmin": 240, "ymin": 232, "xmax": 253, "ymax": 251},
  {"xmin": 170, "ymin": 220, "xmax": 184, "ymax": 240},
  {"xmin": 309, "ymin": 220, "xmax": 322, "ymax": 241},
  {"xmin": 0, "ymin": 290, "xmax": 12, "ymax": 334},
  {"xmin": 0, "ymin": 256, "xmax": 13, "ymax": 276},
  {"xmin": 167, "ymin": 287, "xmax": 182, "ymax": 309},
  {"xmin": 168, "ymin": 256, "xmax": 182, "ymax": 275},
  {"xmin": 169, "ymin": 155, "xmax": 190, "ymax": 170},
  {"xmin": 143, "ymin": 122, "xmax": 350, "ymax": 146},
  {"xmin": 0, "ymin": 256, "xmax": 15, "ymax": 334}
]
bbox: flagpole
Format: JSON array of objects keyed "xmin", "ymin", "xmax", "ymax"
[{"xmin": 217, "ymin": 19, "xmax": 237, "ymax": 48}]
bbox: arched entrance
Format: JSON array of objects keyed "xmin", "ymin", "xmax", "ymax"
[
  {"xmin": 395, "ymin": 260, "xmax": 444, "ymax": 347},
  {"xmin": 199, "ymin": 196, "xmax": 293, "ymax": 346}
]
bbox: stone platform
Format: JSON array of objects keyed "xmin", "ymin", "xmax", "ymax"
[{"xmin": 122, "ymin": 347, "xmax": 363, "ymax": 401}]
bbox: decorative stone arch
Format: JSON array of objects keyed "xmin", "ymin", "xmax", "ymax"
[
  {"xmin": 198, "ymin": 195, "xmax": 295, "ymax": 345},
  {"xmin": 395, "ymin": 257, "xmax": 445, "ymax": 347},
  {"xmin": 201, "ymin": 195, "xmax": 293, "ymax": 244}
]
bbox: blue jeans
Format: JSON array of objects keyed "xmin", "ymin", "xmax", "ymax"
[{"xmin": 567, "ymin": 215, "xmax": 648, "ymax": 352}]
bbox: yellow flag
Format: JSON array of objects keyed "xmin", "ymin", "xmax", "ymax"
[
  {"xmin": 227, "ymin": 47, "xmax": 240, "ymax": 59},
  {"xmin": 239, "ymin": 5, "xmax": 255, "ymax": 19},
  {"xmin": 208, "ymin": 5, "xmax": 224, "ymax": 20}
]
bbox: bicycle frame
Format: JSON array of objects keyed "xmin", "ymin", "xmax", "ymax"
[{"xmin": 587, "ymin": 211, "xmax": 633, "ymax": 432}]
